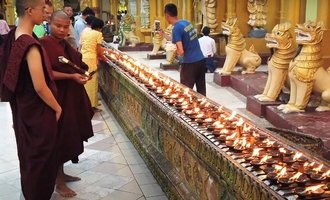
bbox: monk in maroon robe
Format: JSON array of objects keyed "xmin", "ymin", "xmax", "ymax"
[
  {"xmin": 40, "ymin": 11, "xmax": 94, "ymax": 197},
  {"xmin": 0, "ymin": 1, "xmax": 62, "ymax": 199}
]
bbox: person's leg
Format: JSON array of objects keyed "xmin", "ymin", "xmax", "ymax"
[
  {"xmin": 55, "ymin": 164, "xmax": 77, "ymax": 197},
  {"xmin": 180, "ymin": 63, "xmax": 195, "ymax": 89},
  {"xmin": 195, "ymin": 60, "xmax": 206, "ymax": 96},
  {"xmin": 205, "ymin": 57, "xmax": 214, "ymax": 72}
]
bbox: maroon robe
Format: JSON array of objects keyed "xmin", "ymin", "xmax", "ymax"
[
  {"xmin": 0, "ymin": 28, "xmax": 58, "ymax": 200},
  {"xmin": 40, "ymin": 36, "xmax": 94, "ymax": 164}
]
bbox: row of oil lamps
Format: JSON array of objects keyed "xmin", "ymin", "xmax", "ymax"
[{"xmin": 104, "ymin": 49, "xmax": 330, "ymax": 198}]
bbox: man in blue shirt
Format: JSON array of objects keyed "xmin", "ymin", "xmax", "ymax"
[
  {"xmin": 74, "ymin": 7, "xmax": 95, "ymax": 48},
  {"xmin": 164, "ymin": 3, "xmax": 206, "ymax": 96}
]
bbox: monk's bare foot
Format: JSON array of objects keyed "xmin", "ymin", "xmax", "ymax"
[
  {"xmin": 64, "ymin": 173, "xmax": 81, "ymax": 182},
  {"xmin": 56, "ymin": 183, "xmax": 77, "ymax": 198}
]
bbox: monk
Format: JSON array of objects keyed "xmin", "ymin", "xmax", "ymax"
[
  {"xmin": 40, "ymin": 11, "xmax": 94, "ymax": 198},
  {"xmin": 0, "ymin": 0, "xmax": 61, "ymax": 199}
]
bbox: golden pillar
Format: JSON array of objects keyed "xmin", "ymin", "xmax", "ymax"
[
  {"xmin": 91, "ymin": 0, "xmax": 100, "ymax": 17},
  {"xmin": 226, "ymin": 0, "xmax": 236, "ymax": 19},
  {"xmin": 51, "ymin": 0, "xmax": 64, "ymax": 11},
  {"xmin": 317, "ymin": 0, "xmax": 330, "ymax": 67},
  {"xmin": 80, "ymin": 0, "xmax": 92, "ymax": 11},
  {"xmin": 280, "ymin": 0, "xmax": 305, "ymax": 24},
  {"xmin": 5, "ymin": 0, "xmax": 15, "ymax": 25},
  {"xmin": 317, "ymin": 0, "xmax": 330, "ymax": 28},
  {"xmin": 184, "ymin": 0, "xmax": 194, "ymax": 23},
  {"xmin": 156, "ymin": 0, "xmax": 163, "ymax": 17}
]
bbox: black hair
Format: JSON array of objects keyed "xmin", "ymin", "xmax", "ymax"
[
  {"xmin": 63, "ymin": 4, "xmax": 72, "ymax": 9},
  {"xmin": 202, "ymin": 26, "xmax": 210, "ymax": 36},
  {"xmin": 91, "ymin": 18, "xmax": 104, "ymax": 30},
  {"xmin": 46, "ymin": 1, "xmax": 53, "ymax": 7},
  {"xmin": 85, "ymin": 15, "xmax": 95, "ymax": 26},
  {"xmin": 164, "ymin": 3, "xmax": 177, "ymax": 17},
  {"xmin": 82, "ymin": 7, "xmax": 95, "ymax": 16},
  {"xmin": 0, "ymin": 13, "xmax": 4, "ymax": 20}
]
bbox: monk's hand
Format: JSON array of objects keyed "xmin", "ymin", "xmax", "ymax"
[
  {"xmin": 55, "ymin": 107, "xmax": 62, "ymax": 122},
  {"xmin": 72, "ymin": 73, "xmax": 89, "ymax": 84}
]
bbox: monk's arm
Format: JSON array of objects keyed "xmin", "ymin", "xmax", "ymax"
[
  {"xmin": 52, "ymin": 71, "xmax": 87, "ymax": 84},
  {"xmin": 27, "ymin": 46, "xmax": 62, "ymax": 120}
]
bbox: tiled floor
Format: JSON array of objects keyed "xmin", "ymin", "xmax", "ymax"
[
  {"xmin": 0, "ymin": 101, "xmax": 167, "ymax": 200},
  {"xmin": 0, "ymin": 50, "xmax": 273, "ymax": 200}
]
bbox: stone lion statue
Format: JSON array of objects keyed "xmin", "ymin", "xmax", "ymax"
[
  {"xmin": 254, "ymin": 22, "xmax": 296, "ymax": 102},
  {"xmin": 150, "ymin": 23, "xmax": 177, "ymax": 64},
  {"xmin": 219, "ymin": 17, "xmax": 261, "ymax": 75},
  {"xmin": 278, "ymin": 21, "xmax": 330, "ymax": 113},
  {"xmin": 119, "ymin": 14, "xmax": 140, "ymax": 47}
]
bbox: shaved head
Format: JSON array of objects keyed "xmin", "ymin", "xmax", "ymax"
[
  {"xmin": 50, "ymin": 10, "xmax": 70, "ymax": 22},
  {"xmin": 16, "ymin": 0, "xmax": 44, "ymax": 17}
]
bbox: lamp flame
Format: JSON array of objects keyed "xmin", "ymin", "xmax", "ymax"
[
  {"xmin": 276, "ymin": 167, "xmax": 287, "ymax": 178},
  {"xmin": 293, "ymin": 152, "xmax": 302, "ymax": 161},
  {"xmin": 303, "ymin": 184, "xmax": 324, "ymax": 193},
  {"xmin": 251, "ymin": 148, "xmax": 262, "ymax": 157},
  {"xmin": 290, "ymin": 172, "xmax": 303, "ymax": 181}
]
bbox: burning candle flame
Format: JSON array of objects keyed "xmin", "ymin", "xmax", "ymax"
[
  {"xmin": 274, "ymin": 165, "xmax": 283, "ymax": 172},
  {"xmin": 260, "ymin": 155, "xmax": 271, "ymax": 164},
  {"xmin": 279, "ymin": 147, "xmax": 286, "ymax": 154},
  {"xmin": 289, "ymin": 172, "xmax": 303, "ymax": 181},
  {"xmin": 314, "ymin": 164, "xmax": 324, "ymax": 173},
  {"xmin": 226, "ymin": 132, "xmax": 237, "ymax": 140},
  {"xmin": 183, "ymin": 88, "xmax": 190, "ymax": 95},
  {"xmin": 263, "ymin": 139, "xmax": 275, "ymax": 146},
  {"xmin": 221, "ymin": 129, "xmax": 229, "ymax": 134},
  {"xmin": 236, "ymin": 118, "xmax": 244, "ymax": 126},
  {"xmin": 233, "ymin": 138, "xmax": 240, "ymax": 147},
  {"xmin": 228, "ymin": 111, "xmax": 237, "ymax": 120},
  {"xmin": 243, "ymin": 124, "xmax": 251, "ymax": 133},
  {"xmin": 303, "ymin": 184, "xmax": 324, "ymax": 193},
  {"xmin": 321, "ymin": 169, "xmax": 330, "ymax": 178},
  {"xmin": 276, "ymin": 167, "xmax": 287, "ymax": 178},
  {"xmin": 205, "ymin": 118, "xmax": 213, "ymax": 123},
  {"xmin": 251, "ymin": 148, "xmax": 262, "ymax": 157},
  {"xmin": 293, "ymin": 152, "xmax": 302, "ymax": 161}
]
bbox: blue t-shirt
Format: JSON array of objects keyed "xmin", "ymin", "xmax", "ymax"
[{"xmin": 172, "ymin": 20, "xmax": 204, "ymax": 63}]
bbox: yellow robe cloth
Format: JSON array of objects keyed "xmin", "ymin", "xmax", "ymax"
[{"xmin": 80, "ymin": 29, "xmax": 103, "ymax": 107}]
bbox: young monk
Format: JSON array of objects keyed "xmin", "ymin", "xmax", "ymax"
[
  {"xmin": 40, "ymin": 11, "xmax": 94, "ymax": 198},
  {"xmin": 0, "ymin": 0, "xmax": 61, "ymax": 199}
]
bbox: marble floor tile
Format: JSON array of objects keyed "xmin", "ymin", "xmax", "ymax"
[
  {"xmin": 0, "ymin": 183, "xmax": 20, "ymax": 196},
  {"xmin": 107, "ymin": 154, "xmax": 127, "ymax": 165},
  {"xmin": 140, "ymin": 184, "xmax": 165, "ymax": 198},
  {"xmin": 134, "ymin": 173, "xmax": 157, "ymax": 186},
  {"xmin": 129, "ymin": 163, "xmax": 151, "ymax": 175},
  {"xmin": 96, "ymin": 174, "xmax": 133, "ymax": 190},
  {"xmin": 146, "ymin": 195, "xmax": 168, "ymax": 200},
  {"xmin": 100, "ymin": 190, "xmax": 143, "ymax": 200},
  {"xmin": 124, "ymin": 155, "xmax": 145, "ymax": 165},
  {"xmin": 90, "ymin": 162, "xmax": 127, "ymax": 174},
  {"xmin": 118, "ymin": 180, "xmax": 143, "ymax": 195},
  {"xmin": 117, "ymin": 141, "xmax": 136, "ymax": 150}
]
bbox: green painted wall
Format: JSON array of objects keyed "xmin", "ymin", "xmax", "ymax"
[{"xmin": 306, "ymin": 0, "xmax": 317, "ymax": 21}]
